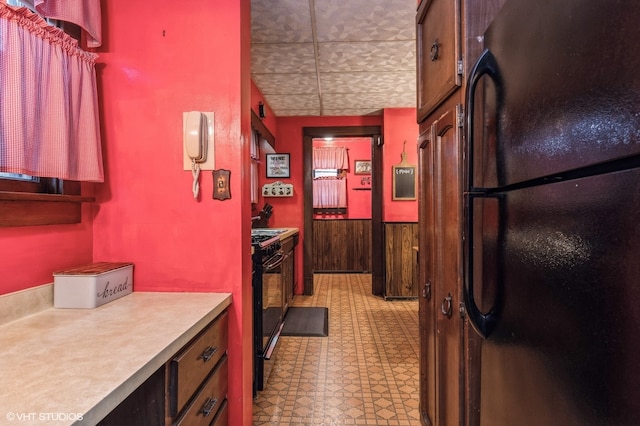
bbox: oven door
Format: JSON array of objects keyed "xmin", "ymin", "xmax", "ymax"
[{"xmin": 261, "ymin": 251, "xmax": 284, "ymax": 358}]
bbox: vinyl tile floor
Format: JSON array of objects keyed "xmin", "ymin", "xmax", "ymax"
[{"xmin": 253, "ymin": 273, "xmax": 420, "ymax": 425}]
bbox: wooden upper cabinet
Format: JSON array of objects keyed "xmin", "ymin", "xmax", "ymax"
[{"xmin": 416, "ymin": 0, "xmax": 462, "ymax": 123}]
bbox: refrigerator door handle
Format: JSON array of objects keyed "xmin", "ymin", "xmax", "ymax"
[
  {"xmin": 464, "ymin": 49, "xmax": 502, "ymax": 192},
  {"xmin": 463, "ymin": 48, "xmax": 503, "ymax": 339},
  {"xmin": 464, "ymin": 193, "xmax": 502, "ymax": 338}
]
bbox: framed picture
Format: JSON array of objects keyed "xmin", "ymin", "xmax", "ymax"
[
  {"xmin": 266, "ymin": 153, "xmax": 290, "ymax": 178},
  {"xmin": 354, "ymin": 160, "xmax": 371, "ymax": 175}
]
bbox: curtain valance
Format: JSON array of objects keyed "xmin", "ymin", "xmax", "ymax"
[
  {"xmin": 35, "ymin": 0, "xmax": 102, "ymax": 48},
  {"xmin": 312, "ymin": 147, "xmax": 349, "ymax": 170}
]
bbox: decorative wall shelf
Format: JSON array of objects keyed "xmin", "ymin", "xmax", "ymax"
[{"xmin": 262, "ymin": 181, "xmax": 293, "ymax": 197}]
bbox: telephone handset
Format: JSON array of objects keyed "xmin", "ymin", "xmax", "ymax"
[
  {"xmin": 184, "ymin": 111, "xmax": 212, "ymax": 200},
  {"xmin": 184, "ymin": 111, "xmax": 208, "ymax": 163}
]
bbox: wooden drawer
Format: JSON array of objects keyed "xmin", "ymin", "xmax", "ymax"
[
  {"xmin": 174, "ymin": 356, "xmax": 228, "ymax": 426},
  {"xmin": 281, "ymin": 235, "xmax": 294, "ymax": 253},
  {"xmin": 211, "ymin": 399, "xmax": 228, "ymax": 426},
  {"xmin": 169, "ymin": 311, "xmax": 228, "ymax": 417},
  {"xmin": 211, "ymin": 399, "xmax": 229, "ymax": 426}
]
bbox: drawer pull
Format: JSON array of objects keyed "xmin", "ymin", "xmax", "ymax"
[
  {"xmin": 199, "ymin": 346, "xmax": 218, "ymax": 362},
  {"xmin": 199, "ymin": 397, "xmax": 219, "ymax": 417}
]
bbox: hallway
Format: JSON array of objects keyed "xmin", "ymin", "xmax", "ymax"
[{"xmin": 253, "ymin": 273, "xmax": 420, "ymax": 425}]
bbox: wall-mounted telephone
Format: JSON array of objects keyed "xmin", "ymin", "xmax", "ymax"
[
  {"xmin": 184, "ymin": 111, "xmax": 207, "ymax": 163},
  {"xmin": 183, "ymin": 111, "xmax": 215, "ymax": 199},
  {"xmin": 182, "ymin": 111, "xmax": 214, "ymax": 171}
]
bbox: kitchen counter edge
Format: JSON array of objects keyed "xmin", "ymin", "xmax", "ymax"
[{"xmin": 0, "ymin": 291, "xmax": 232, "ymax": 425}]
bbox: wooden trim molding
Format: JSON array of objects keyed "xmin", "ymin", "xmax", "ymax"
[
  {"xmin": 0, "ymin": 192, "xmax": 95, "ymax": 227},
  {"xmin": 251, "ymin": 110, "xmax": 275, "ymax": 150}
]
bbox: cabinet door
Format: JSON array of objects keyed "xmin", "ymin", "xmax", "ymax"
[
  {"xmin": 418, "ymin": 105, "xmax": 465, "ymax": 425},
  {"xmin": 418, "ymin": 124, "xmax": 436, "ymax": 425},
  {"xmin": 433, "ymin": 106, "xmax": 464, "ymax": 425},
  {"xmin": 416, "ymin": 0, "xmax": 462, "ymax": 122}
]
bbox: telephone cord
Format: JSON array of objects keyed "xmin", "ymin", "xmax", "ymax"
[{"xmin": 192, "ymin": 160, "xmax": 201, "ymax": 199}]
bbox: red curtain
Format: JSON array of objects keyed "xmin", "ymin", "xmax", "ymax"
[{"xmin": 0, "ymin": 5, "xmax": 104, "ymax": 182}]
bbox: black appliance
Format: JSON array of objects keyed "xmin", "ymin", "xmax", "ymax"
[
  {"xmin": 251, "ymin": 230, "xmax": 285, "ymax": 396},
  {"xmin": 464, "ymin": 0, "xmax": 640, "ymax": 423}
]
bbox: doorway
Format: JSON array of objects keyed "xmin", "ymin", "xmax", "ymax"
[{"xmin": 302, "ymin": 126, "xmax": 384, "ymax": 296}]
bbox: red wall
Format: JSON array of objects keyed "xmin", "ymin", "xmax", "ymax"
[
  {"xmin": 0, "ymin": 184, "xmax": 95, "ymax": 295},
  {"xmin": 92, "ymin": 1, "xmax": 253, "ymax": 424},
  {"xmin": 383, "ymin": 108, "xmax": 419, "ymax": 222}
]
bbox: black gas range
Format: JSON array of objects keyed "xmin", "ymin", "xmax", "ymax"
[{"xmin": 251, "ymin": 229, "xmax": 286, "ymax": 396}]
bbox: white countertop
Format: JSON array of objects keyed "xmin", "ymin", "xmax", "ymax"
[{"xmin": 0, "ymin": 291, "xmax": 231, "ymax": 425}]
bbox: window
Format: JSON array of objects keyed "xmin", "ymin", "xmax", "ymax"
[{"xmin": 0, "ymin": 2, "xmax": 94, "ymax": 226}]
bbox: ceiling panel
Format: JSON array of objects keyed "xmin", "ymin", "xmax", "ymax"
[
  {"xmin": 320, "ymin": 71, "xmax": 416, "ymax": 95},
  {"xmin": 252, "ymin": 73, "xmax": 318, "ymax": 95},
  {"xmin": 251, "ymin": 0, "xmax": 313, "ymax": 43},
  {"xmin": 251, "ymin": 0, "xmax": 417, "ymax": 117},
  {"xmin": 317, "ymin": 40, "xmax": 415, "ymax": 72},
  {"xmin": 313, "ymin": 0, "xmax": 417, "ymax": 42}
]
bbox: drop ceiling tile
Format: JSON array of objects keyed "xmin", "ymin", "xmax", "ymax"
[
  {"xmin": 317, "ymin": 41, "xmax": 415, "ymax": 72},
  {"xmin": 323, "ymin": 92, "xmax": 415, "ymax": 109},
  {"xmin": 273, "ymin": 109, "xmax": 322, "ymax": 117},
  {"xmin": 314, "ymin": 0, "xmax": 417, "ymax": 42},
  {"xmin": 322, "ymin": 108, "xmax": 384, "ymax": 116},
  {"xmin": 251, "ymin": 0, "xmax": 313, "ymax": 43},
  {"xmin": 320, "ymin": 71, "xmax": 416, "ymax": 95},
  {"xmin": 264, "ymin": 94, "xmax": 321, "ymax": 111},
  {"xmin": 250, "ymin": 0, "xmax": 418, "ymax": 117},
  {"xmin": 251, "ymin": 43, "xmax": 317, "ymax": 74},
  {"xmin": 252, "ymin": 73, "xmax": 319, "ymax": 95}
]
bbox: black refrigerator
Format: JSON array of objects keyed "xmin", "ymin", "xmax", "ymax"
[{"xmin": 463, "ymin": 0, "xmax": 640, "ymax": 424}]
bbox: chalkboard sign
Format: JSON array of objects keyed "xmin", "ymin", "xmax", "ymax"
[{"xmin": 392, "ymin": 165, "xmax": 416, "ymax": 200}]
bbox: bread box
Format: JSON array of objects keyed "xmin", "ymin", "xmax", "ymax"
[{"xmin": 53, "ymin": 262, "xmax": 134, "ymax": 308}]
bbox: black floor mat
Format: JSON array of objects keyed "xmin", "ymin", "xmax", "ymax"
[{"xmin": 281, "ymin": 307, "xmax": 329, "ymax": 337}]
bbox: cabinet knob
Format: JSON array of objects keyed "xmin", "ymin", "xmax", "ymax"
[
  {"xmin": 422, "ymin": 281, "xmax": 432, "ymax": 300},
  {"xmin": 430, "ymin": 38, "xmax": 439, "ymax": 61},
  {"xmin": 441, "ymin": 293, "xmax": 453, "ymax": 317}
]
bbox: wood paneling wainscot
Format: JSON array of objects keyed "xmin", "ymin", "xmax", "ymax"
[
  {"xmin": 384, "ymin": 222, "xmax": 419, "ymax": 299},
  {"xmin": 312, "ymin": 219, "xmax": 372, "ymax": 272}
]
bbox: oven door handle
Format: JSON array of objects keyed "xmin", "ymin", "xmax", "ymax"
[
  {"xmin": 263, "ymin": 321, "xmax": 284, "ymax": 360},
  {"xmin": 263, "ymin": 252, "xmax": 284, "ymax": 270}
]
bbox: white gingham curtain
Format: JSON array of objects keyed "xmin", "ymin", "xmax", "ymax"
[
  {"xmin": 312, "ymin": 147, "xmax": 348, "ymax": 209},
  {"xmin": 312, "ymin": 146, "xmax": 348, "ymax": 169},
  {"xmin": 0, "ymin": 5, "xmax": 104, "ymax": 182},
  {"xmin": 35, "ymin": 0, "xmax": 102, "ymax": 48}
]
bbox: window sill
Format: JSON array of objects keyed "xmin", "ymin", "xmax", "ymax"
[{"xmin": 0, "ymin": 192, "xmax": 95, "ymax": 227}]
